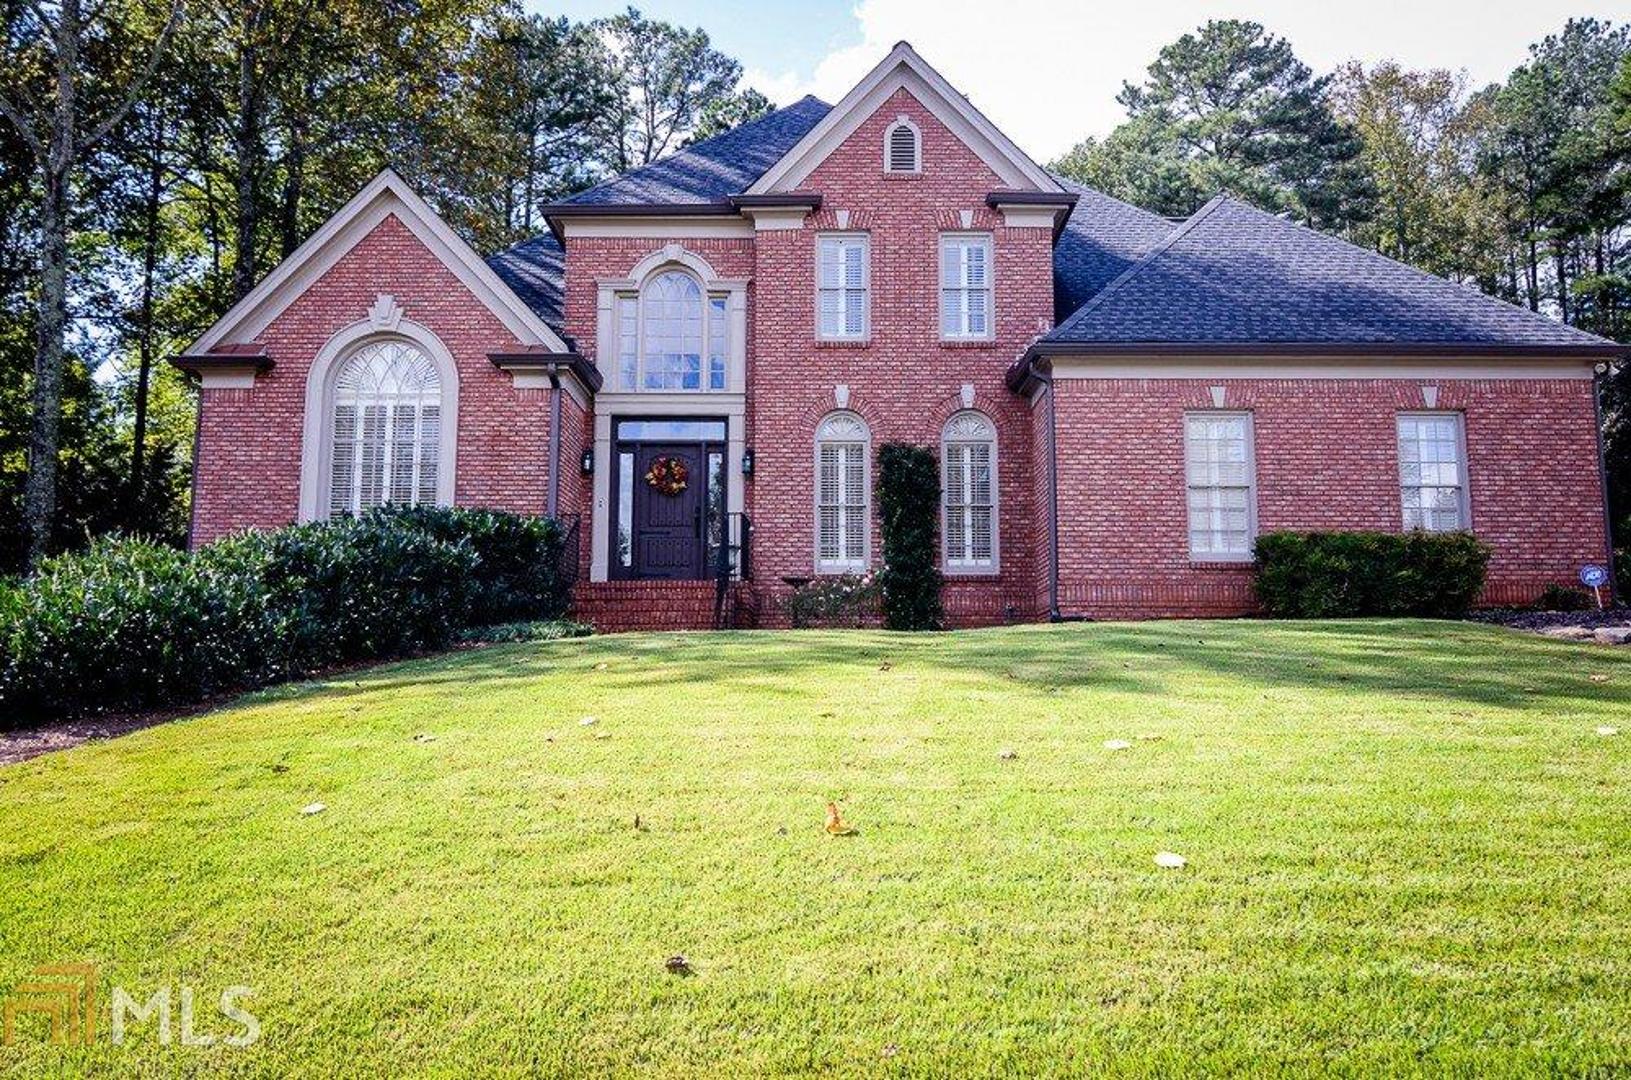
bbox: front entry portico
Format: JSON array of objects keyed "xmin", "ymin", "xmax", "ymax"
[{"xmin": 607, "ymin": 418, "xmax": 727, "ymax": 581}]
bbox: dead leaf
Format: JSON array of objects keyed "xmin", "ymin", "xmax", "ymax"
[
  {"xmin": 878, "ymin": 661, "xmax": 893, "ymax": 672},
  {"xmin": 881, "ymin": 1044, "xmax": 900, "ymax": 1059},
  {"xmin": 579, "ymin": 716, "xmax": 598, "ymax": 726},
  {"xmin": 412, "ymin": 733, "xmax": 436, "ymax": 743},
  {"xmin": 1598, "ymin": 726, "xmax": 1619, "ymax": 737},
  {"xmin": 594, "ymin": 731, "xmax": 611, "ymax": 740},
  {"xmin": 1589, "ymin": 674, "xmax": 1610, "ymax": 683},
  {"xmin": 633, "ymin": 814, "xmax": 644, "ymax": 831},
  {"xmin": 1103, "ymin": 739, "xmax": 1132, "ymax": 751},
  {"xmin": 300, "ymin": 802, "xmax": 326, "ymax": 816},
  {"xmin": 998, "ymin": 747, "xmax": 1018, "ymax": 760},
  {"xmin": 825, "ymin": 801, "xmax": 858, "ymax": 836},
  {"xmin": 664, "ymin": 954, "xmax": 692, "ymax": 976},
  {"xmin": 594, "ymin": 662, "xmax": 609, "ymax": 671},
  {"xmin": 1154, "ymin": 851, "xmax": 1186, "ymax": 869}
]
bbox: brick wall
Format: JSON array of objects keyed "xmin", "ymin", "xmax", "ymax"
[
  {"xmin": 191, "ymin": 214, "xmax": 564, "ymax": 543},
  {"xmin": 1048, "ymin": 376, "xmax": 1609, "ymax": 617}
]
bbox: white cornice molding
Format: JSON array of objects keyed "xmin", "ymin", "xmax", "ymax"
[
  {"xmin": 559, "ymin": 217, "xmax": 755, "ymax": 239},
  {"xmin": 747, "ymin": 42, "xmax": 1062, "ymax": 196},
  {"xmin": 1044, "ymin": 356, "xmax": 1598, "ymax": 381},
  {"xmin": 188, "ymin": 169, "xmax": 569, "ymax": 356}
]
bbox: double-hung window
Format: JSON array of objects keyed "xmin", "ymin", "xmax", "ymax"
[
  {"xmin": 817, "ymin": 234, "xmax": 869, "ymax": 340},
  {"xmin": 940, "ymin": 234, "xmax": 992, "ymax": 340},
  {"xmin": 1184, "ymin": 412, "xmax": 1256, "ymax": 561},
  {"xmin": 1397, "ymin": 412, "xmax": 1469, "ymax": 531}
]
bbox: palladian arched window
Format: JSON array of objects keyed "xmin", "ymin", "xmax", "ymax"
[
  {"xmin": 815, "ymin": 411, "xmax": 870, "ymax": 572},
  {"xmin": 942, "ymin": 411, "xmax": 997, "ymax": 571},
  {"xmin": 327, "ymin": 339, "xmax": 444, "ymax": 516},
  {"xmin": 614, "ymin": 268, "xmax": 728, "ymax": 391}
]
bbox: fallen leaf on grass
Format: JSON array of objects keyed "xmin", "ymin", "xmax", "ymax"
[
  {"xmin": 877, "ymin": 661, "xmax": 893, "ymax": 672},
  {"xmin": 1136, "ymin": 734, "xmax": 1163, "ymax": 742},
  {"xmin": 1154, "ymin": 851, "xmax": 1187, "ymax": 869},
  {"xmin": 1598, "ymin": 726, "xmax": 1619, "ymax": 737},
  {"xmin": 300, "ymin": 802, "xmax": 326, "ymax": 816},
  {"xmin": 593, "ymin": 662, "xmax": 609, "ymax": 671},
  {"xmin": 593, "ymin": 731, "xmax": 611, "ymax": 740},
  {"xmin": 881, "ymin": 1044, "xmax": 899, "ymax": 1059},
  {"xmin": 997, "ymin": 747, "xmax": 1018, "ymax": 760},
  {"xmin": 412, "ymin": 733, "xmax": 437, "ymax": 743},
  {"xmin": 1103, "ymin": 739, "xmax": 1132, "ymax": 751},
  {"xmin": 1589, "ymin": 674, "xmax": 1610, "ymax": 683},
  {"xmin": 825, "ymin": 802, "xmax": 858, "ymax": 836},
  {"xmin": 579, "ymin": 716, "xmax": 598, "ymax": 726},
  {"xmin": 664, "ymin": 954, "xmax": 692, "ymax": 976}
]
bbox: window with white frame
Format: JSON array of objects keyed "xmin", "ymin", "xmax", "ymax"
[
  {"xmin": 817, "ymin": 234, "xmax": 869, "ymax": 339},
  {"xmin": 328, "ymin": 339, "xmax": 444, "ymax": 517},
  {"xmin": 1397, "ymin": 412, "xmax": 1468, "ymax": 531},
  {"xmin": 613, "ymin": 268, "xmax": 729, "ymax": 391},
  {"xmin": 1184, "ymin": 412, "xmax": 1256, "ymax": 560},
  {"xmin": 884, "ymin": 118, "xmax": 921, "ymax": 173},
  {"xmin": 940, "ymin": 234, "xmax": 992, "ymax": 340},
  {"xmin": 943, "ymin": 411, "xmax": 997, "ymax": 570},
  {"xmin": 815, "ymin": 411, "xmax": 870, "ymax": 571}
]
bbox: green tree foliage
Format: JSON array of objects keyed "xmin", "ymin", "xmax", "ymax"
[
  {"xmin": 1052, "ymin": 20, "xmax": 1368, "ymax": 226},
  {"xmin": 875, "ymin": 443, "xmax": 943, "ymax": 631}
]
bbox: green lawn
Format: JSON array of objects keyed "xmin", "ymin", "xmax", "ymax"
[{"xmin": 1, "ymin": 620, "xmax": 1628, "ymax": 1076}]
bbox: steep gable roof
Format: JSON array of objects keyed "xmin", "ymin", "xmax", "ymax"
[
  {"xmin": 1049, "ymin": 175, "xmax": 1175, "ymax": 321},
  {"xmin": 747, "ymin": 42, "xmax": 1062, "ymax": 195},
  {"xmin": 487, "ymin": 232, "xmax": 567, "ymax": 341},
  {"xmin": 189, "ymin": 169, "xmax": 571, "ymax": 355},
  {"xmin": 553, "ymin": 96, "xmax": 832, "ymax": 207},
  {"xmin": 1044, "ymin": 194, "xmax": 1622, "ymax": 356}
]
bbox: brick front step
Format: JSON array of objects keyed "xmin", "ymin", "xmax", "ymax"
[{"xmin": 572, "ymin": 580, "xmax": 755, "ymax": 632}]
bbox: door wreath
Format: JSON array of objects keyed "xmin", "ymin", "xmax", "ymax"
[{"xmin": 644, "ymin": 455, "xmax": 690, "ymax": 496}]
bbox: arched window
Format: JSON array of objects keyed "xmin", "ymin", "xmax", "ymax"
[
  {"xmin": 614, "ymin": 268, "xmax": 728, "ymax": 391},
  {"xmin": 815, "ymin": 411, "xmax": 870, "ymax": 572},
  {"xmin": 327, "ymin": 339, "xmax": 445, "ymax": 517},
  {"xmin": 884, "ymin": 116, "xmax": 921, "ymax": 174},
  {"xmin": 942, "ymin": 411, "xmax": 997, "ymax": 571}
]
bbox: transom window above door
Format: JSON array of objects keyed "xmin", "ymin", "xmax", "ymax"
[{"xmin": 614, "ymin": 268, "xmax": 729, "ymax": 392}]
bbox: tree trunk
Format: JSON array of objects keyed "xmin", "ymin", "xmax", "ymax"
[
  {"xmin": 130, "ymin": 118, "xmax": 165, "ymax": 520},
  {"xmin": 1524, "ymin": 236, "xmax": 1540, "ymax": 312},
  {"xmin": 278, "ymin": 106, "xmax": 306, "ymax": 260},
  {"xmin": 1554, "ymin": 241, "xmax": 1570, "ymax": 324},
  {"xmin": 231, "ymin": 3, "xmax": 262, "ymax": 302}
]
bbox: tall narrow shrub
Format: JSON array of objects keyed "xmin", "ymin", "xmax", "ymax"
[{"xmin": 876, "ymin": 443, "xmax": 943, "ymax": 631}]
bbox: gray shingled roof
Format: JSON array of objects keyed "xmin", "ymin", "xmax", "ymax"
[
  {"xmin": 1050, "ymin": 175, "xmax": 1174, "ymax": 321},
  {"xmin": 487, "ymin": 232, "xmax": 567, "ymax": 341},
  {"xmin": 557, "ymin": 96, "xmax": 833, "ymax": 206},
  {"xmin": 1046, "ymin": 194, "xmax": 1621, "ymax": 353}
]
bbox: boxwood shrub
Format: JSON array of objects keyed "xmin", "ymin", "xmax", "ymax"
[
  {"xmin": 0, "ymin": 507, "xmax": 573, "ymax": 725},
  {"xmin": 1254, "ymin": 530, "xmax": 1491, "ymax": 618}
]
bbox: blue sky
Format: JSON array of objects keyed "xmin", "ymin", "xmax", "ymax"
[{"xmin": 533, "ymin": 0, "xmax": 1631, "ymax": 161}]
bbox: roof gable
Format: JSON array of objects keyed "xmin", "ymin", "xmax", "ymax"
[
  {"xmin": 747, "ymin": 42, "xmax": 1061, "ymax": 196},
  {"xmin": 1045, "ymin": 194, "xmax": 1622, "ymax": 356},
  {"xmin": 189, "ymin": 169, "xmax": 570, "ymax": 355}
]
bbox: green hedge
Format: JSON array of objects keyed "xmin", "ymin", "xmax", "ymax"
[
  {"xmin": 0, "ymin": 507, "xmax": 571, "ymax": 725},
  {"xmin": 876, "ymin": 443, "xmax": 943, "ymax": 631},
  {"xmin": 1253, "ymin": 530, "xmax": 1491, "ymax": 618}
]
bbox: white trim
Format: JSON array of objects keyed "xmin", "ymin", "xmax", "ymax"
[
  {"xmin": 939, "ymin": 232, "xmax": 995, "ymax": 342},
  {"xmin": 559, "ymin": 217, "xmax": 755, "ymax": 239},
  {"xmin": 195, "ymin": 365, "xmax": 261, "ymax": 390},
  {"xmin": 1046, "ymin": 357, "xmax": 1599, "ymax": 380},
  {"xmin": 739, "ymin": 206, "xmax": 811, "ymax": 232},
  {"xmin": 747, "ymin": 42, "xmax": 1061, "ymax": 195},
  {"xmin": 998, "ymin": 206, "xmax": 1058, "ymax": 229},
  {"xmin": 816, "ymin": 232, "xmax": 871, "ymax": 341},
  {"xmin": 1183, "ymin": 410, "xmax": 1258, "ymax": 563},
  {"xmin": 883, "ymin": 114, "xmax": 922, "ymax": 174},
  {"xmin": 299, "ymin": 318, "xmax": 459, "ymax": 522},
  {"xmin": 596, "ymin": 246, "xmax": 748, "ymax": 395},
  {"xmin": 189, "ymin": 169, "xmax": 568, "ymax": 356},
  {"xmin": 502, "ymin": 363, "xmax": 592, "ymax": 409}
]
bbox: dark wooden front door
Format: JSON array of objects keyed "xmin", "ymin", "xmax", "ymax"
[{"xmin": 630, "ymin": 443, "xmax": 706, "ymax": 579}]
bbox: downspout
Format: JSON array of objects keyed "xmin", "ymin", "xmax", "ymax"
[
  {"xmin": 186, "ymin": 389, "xmax": 204, "ymax": 550},
  {"xmin": 546, "ymin": 367, "xmax": 563, "ymax": 519},
  {"xmin": 1034, "ymin": 358, "xmax": 1061, "ymax": 622},
  {"xmin": 1592, "ymin": 362, "xmax": 1620, "ymax": 603}
]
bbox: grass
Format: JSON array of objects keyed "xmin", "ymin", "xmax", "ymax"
[{"xmin": 0, "ymin": 619, "xmax": 1627, "ymax": 1077}]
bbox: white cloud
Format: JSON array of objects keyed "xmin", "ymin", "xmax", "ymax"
[{"xmin": 742, "ymin": 0, "xmax": 1621, "ymax": 163}]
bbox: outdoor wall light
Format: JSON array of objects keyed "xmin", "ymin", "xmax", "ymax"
[
  {"xmin": 741, "ymin": 448, "xmax": 755, "ymax": 476},
  {"xmin": 580, "ymin": 448, "xmax": 594, "ymax": 475}
]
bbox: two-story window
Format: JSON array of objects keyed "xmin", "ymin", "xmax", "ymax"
[
  {"xmin": 614, "ymin": 269, "xmax": 729, "ymax": 391},
  {"xmin": 940, "ymin": 234, "xmax": 992, "ymax": 340},
  {"xmin": 817, "ymin": 235, "xmax": 870, "ymax": 340}
]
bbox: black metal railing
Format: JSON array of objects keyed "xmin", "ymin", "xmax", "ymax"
[
  {"xmin": 556, "ymin": 513, "xmax": 582, "ymax": 592},
  {"xmin": 713, "ymin": 512, "xmax": 751, "ymax": 628}
]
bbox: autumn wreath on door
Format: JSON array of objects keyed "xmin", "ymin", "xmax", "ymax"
[{"xmin": 644, "ymin": 456, "xmax": 690, "ymax": 496}]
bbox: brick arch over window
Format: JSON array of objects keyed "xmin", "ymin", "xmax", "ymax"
[{"xmin": 299, "ymin": 318, "xmax": 459, "ymax": 521}]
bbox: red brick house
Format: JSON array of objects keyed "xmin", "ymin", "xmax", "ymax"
[{"xmin": 176, "ymin": 43, "xmax": 1623, "ymax": 629}]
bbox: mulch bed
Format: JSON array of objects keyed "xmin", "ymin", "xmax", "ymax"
[{"xmin": 1466, "ymin": 607, "xmax": 1630, "ymax": 632}]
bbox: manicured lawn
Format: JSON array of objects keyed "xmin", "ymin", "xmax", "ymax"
[{"xmin": 1, "ymin": 620, "xmax": 1628, "ymax": 1076}]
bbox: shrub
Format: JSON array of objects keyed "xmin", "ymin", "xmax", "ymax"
[
  {"xmin": 875, "ymin": 443, "xmax": 944, "ymax": 631},
  {"xmin": 787, "ymin": 573, "xmax": 880, "ymax": 628},
  {"xmin": 1533, "ymin": 583, "xmax": 1593, "ymax": 612},
  {"xmin": 1254, "ymin": 530, "xmax": 1491, "ymax": 619},
  {"xmin": 0, "ymin": 507, "xmax": 577, "ymax": 726},
  {"xmin": 456, "ymin": 619, "xmax": 593, "ymax": 644}
]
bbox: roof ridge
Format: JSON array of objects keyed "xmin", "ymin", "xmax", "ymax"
[
  {"xmin": 1051, "ymin": 193, "xmax": 1230, "ymax": 337},
  {"xmin": 1047, "ymin": 172, "xmax": 1172, "ymax": 230}
]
